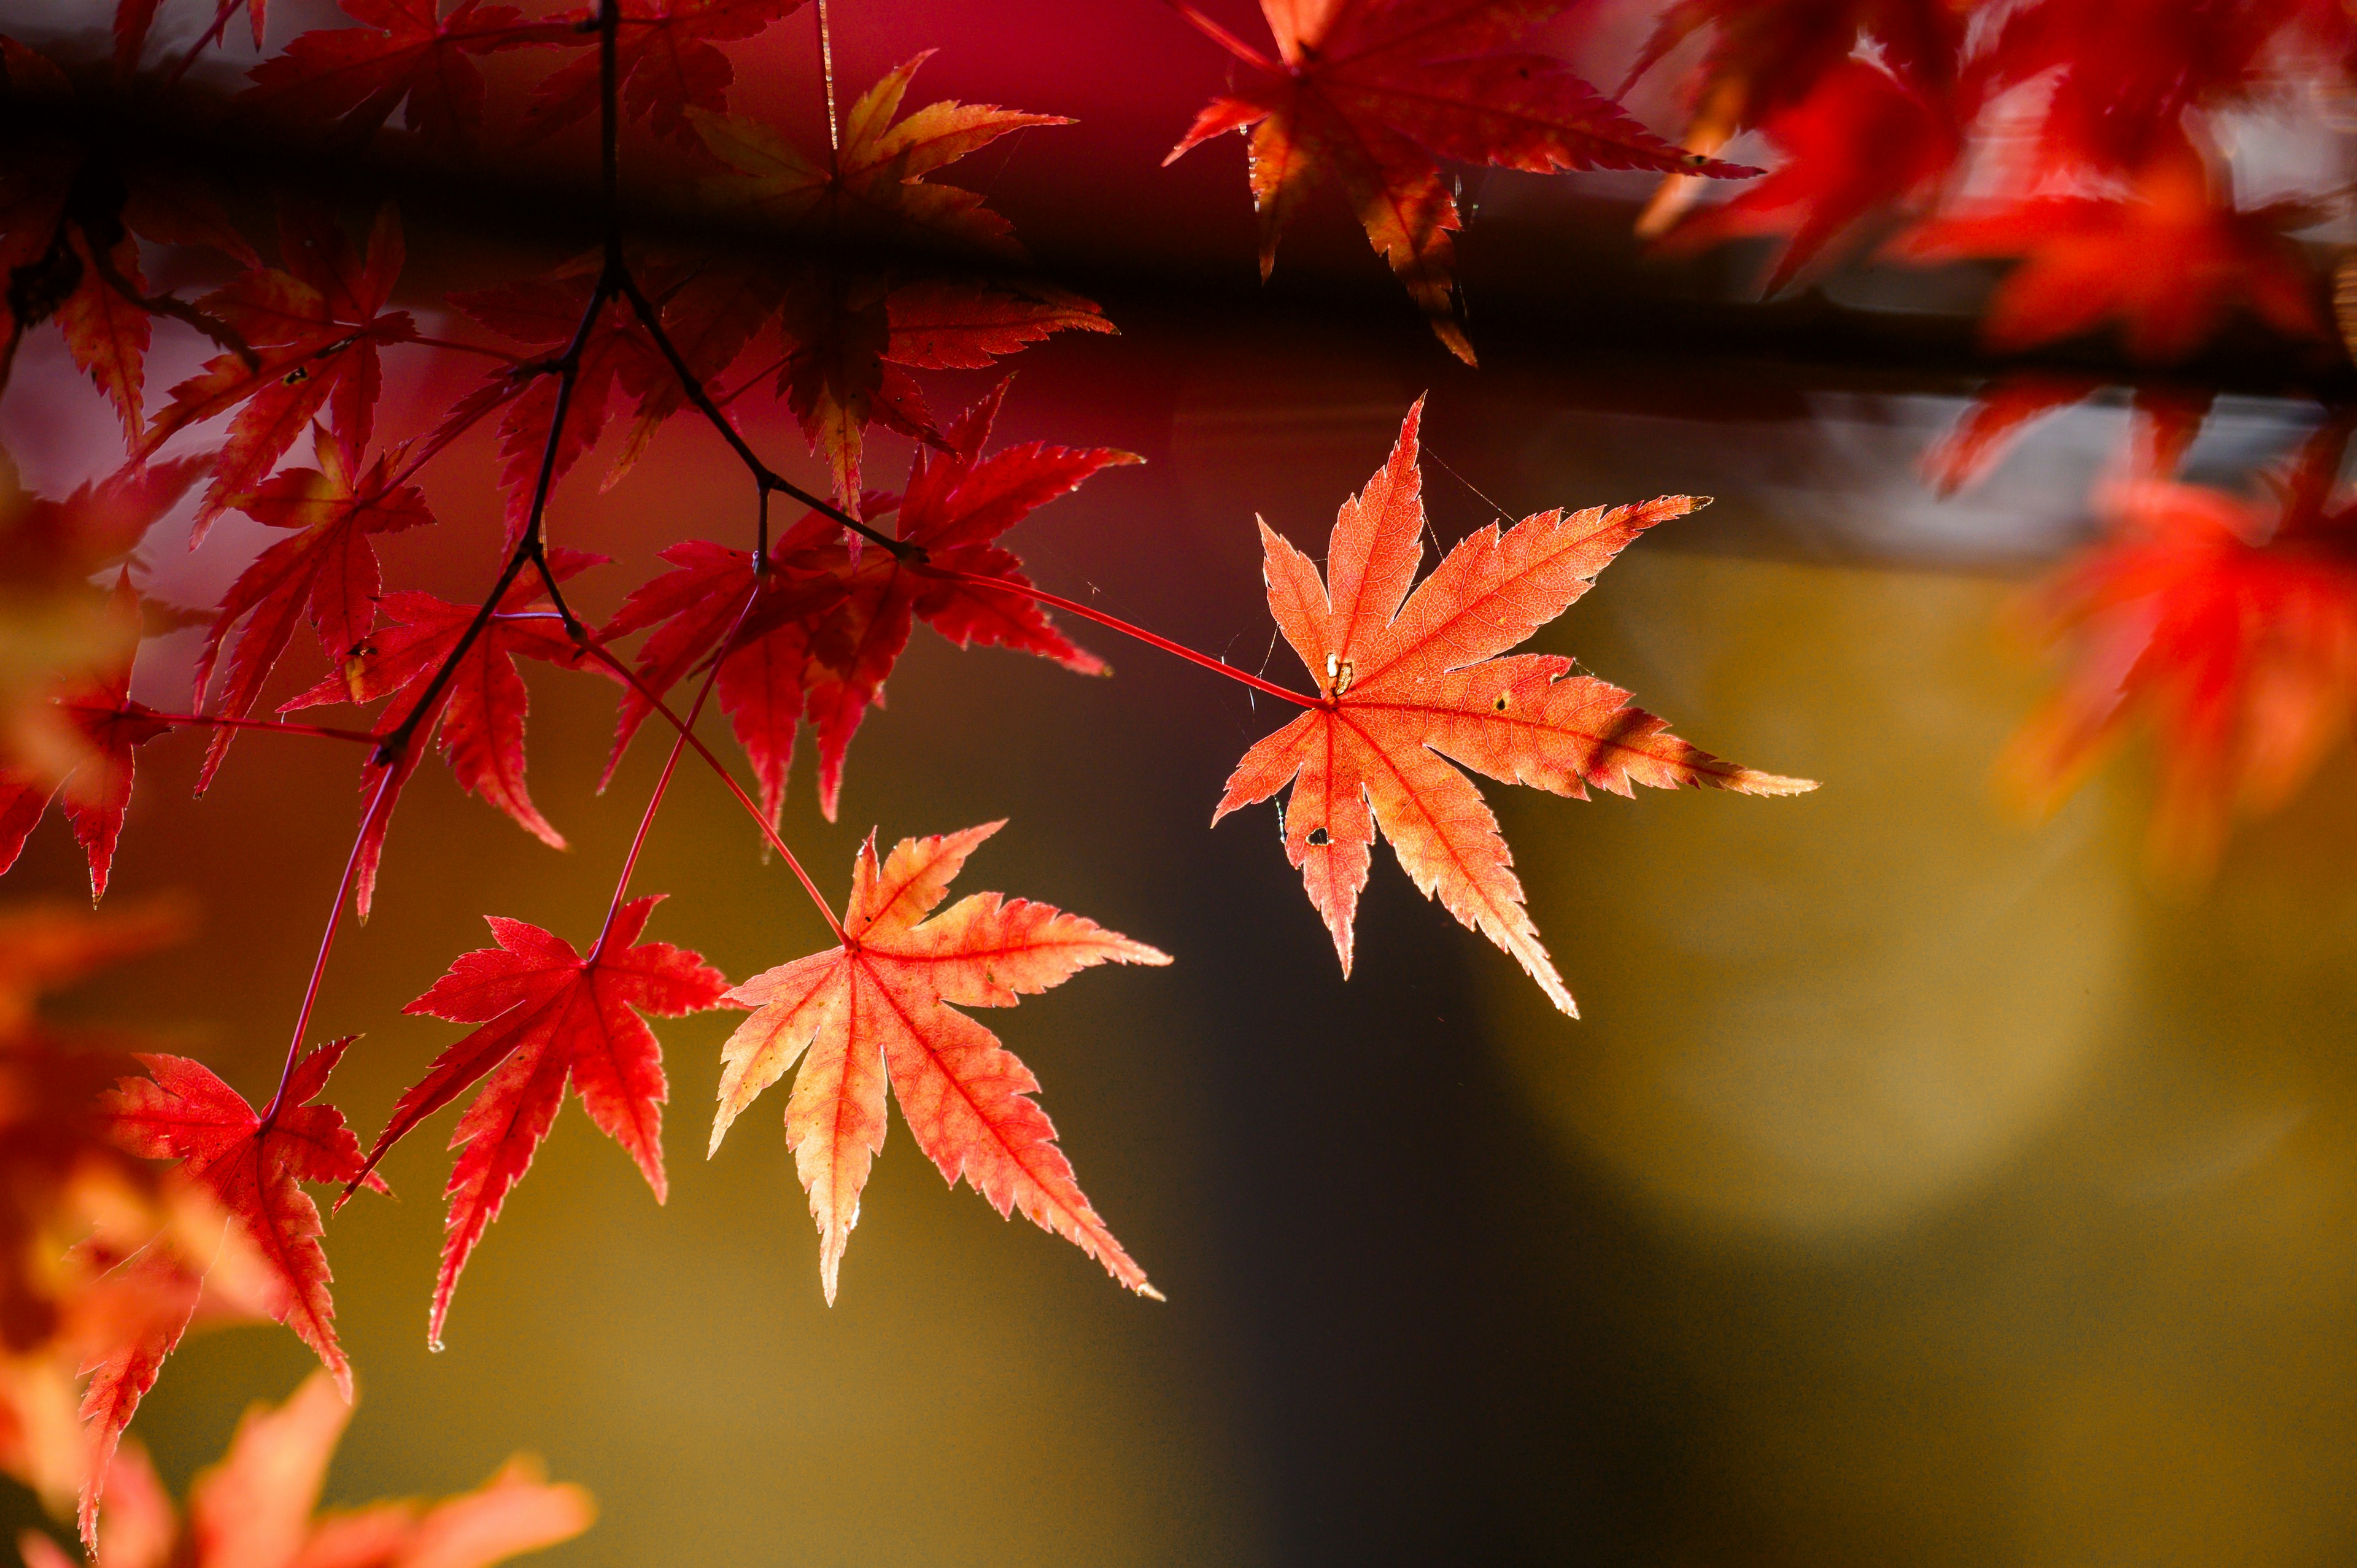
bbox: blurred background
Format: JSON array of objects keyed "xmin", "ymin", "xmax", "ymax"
[{"xmin": 7, "ymin": 0, "xmax": 2357, "ymax": 1564}]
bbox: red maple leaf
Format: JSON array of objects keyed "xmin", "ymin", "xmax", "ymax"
[
  {"xmin": 47, "ymin": 1370, "xmax": 592, "ymax": 1568},
  {"xmin": 522, "ymin": 0, "xmax": 809, "ymax": 145},
  {"xmin": 681, "ymin": 53, "xmax": 1111, "ymax": 503},
  {"xmin": 92, "ymin": 1038, "xmax": 385, "ymax": 1521},
  {"xmin": 241, "ymin": 0, "xmax": 564, "ymax": 152},
  {"xmin": 0, "ymin": 574, "xmax": 176, "ymax": 903},
  {"xmin": 713, "ymin": 822, "xmax": 1167, "ymax": 1301},
  {"xmin": 1163, "ymin": 0, "xmax": 1753, "ymax": 361},
  {"xmin": 1651, "ymin": 60, "xmax": 1959, "ymax": 295},
  {"xmin": 1217, "ymin": 400, "xmax": 1813, "ymax": 1014},
  {"xmin": 143, "ymin": 204, "xmax": 417, "ymax": 536},
  {"xmin": 601, "ymin": 382, "xmax": 1124, "ymax": 823},
  {"xmin": 192, "ymin": 425, "xmax": 436, "ymax": 791},
  {"xmin": 360, "ymin": 895, "xmax": 729, "ymax": 1346},
  {"xmin": 283, "ymin": 549, "xmax": 605, "ymax": 917},
  {"xmin": 1891, "ymin": 149, "xmax": 2328, "ymax": 363},
  {"xmin": 1999, "ymin": 418, "xmax": 2357, "ymax": 876}
]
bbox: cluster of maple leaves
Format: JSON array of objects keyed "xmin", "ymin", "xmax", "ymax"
[
  {"xmin": 9, "ymin": 0, "xmax": 2345, "ymax": 1556},
  {"xmin": 1614, "ymin": 0, "xmax": 2357, "ymax": 868},
  {"xmin": 0, "ymin": 0, "xmax": 1832, "ymax": 1550}
]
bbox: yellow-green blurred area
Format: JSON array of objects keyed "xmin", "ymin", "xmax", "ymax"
[{"xmin": 9, "ymin": 311, "xmax": 2357, "ymax": 1566}]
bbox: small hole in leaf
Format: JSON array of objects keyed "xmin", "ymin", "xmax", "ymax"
[
  {"xmin": 1493, "ymin": 694, "xmax": 1508, "ymax": 712},
  {"xmin": 1306, "ymin": 827, "xmax": 1330, "ymax": 846}
]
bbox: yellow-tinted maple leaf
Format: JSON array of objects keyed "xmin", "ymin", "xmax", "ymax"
[
  {"xmin": 31, "ymin": 1369, "xmax": 591, "ymax": 1568},
  {"xmin": 712, "ymin": 823, "xmax": 1168, "ymax": 1303},
  {"xmin": 1217, "ymin": 400, "xmax": 1814, "ymax": 1016}
]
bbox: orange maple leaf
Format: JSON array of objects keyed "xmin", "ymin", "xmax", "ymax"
[
  {"xmin": 1217, "ymin": 400, "xmax": 1814, "ymax": 1016},
  {"xmin": 1163, "ymin": 0, "xmax": 1754, "ymax": 361},
  {"xmin": 34, "ymin": 1369, "xmax": 591, "ymax": 1568},
  {"xmin": 1999, "ymin": 419, "xmax": 2357, "ymax": 877},
  {"xmin": 711, "ymin": 822, "xmax": 1169, "ymax": 1303}
]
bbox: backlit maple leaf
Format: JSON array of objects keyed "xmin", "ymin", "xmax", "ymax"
[
  {"xmin": 1164, "ymin": 0, "xmax": 1754, "ymax": 361},
  {"xmin": 283, "ymin": 549, "xmax": 603, "ymax": 916},
  {"xmin": 36, "ymin": 1369, "xmax": 592, "ymax": 1568},
  {"xmin": 713, "ymin": 822, "xmax": 1167, "ymax": 1302},
  {"xmin": 1999, "ymin": 418, "xmax": 2357, "ymax": 876},
  {"xmin": 242, "ymin": 0, "xmax": 563, "ymax": 152},
  {"xmin": 362, "ymin": 895, "xmax": 729, "ymax": 1346},
  {"xmin": 523, "ymin": 0, "xmax": 809, "ymax": 145},
  {"xmin": 683, "ymin": 54, "xmax": 1112, "ymax": 502},
  {"xmin": 1891, "ymin": 149, "xmax": 2327, "ymax": 362},
  {"xmin": 0, "ymin": 902, "xmax": 265, "ymax": 1534},
  {"xmin": 144, "ymin": 204, "xmax": 417, "ymax": 536},
  {"xmin": 192, "ymin": 424, "xmax": 436, "ymax": 790},
  {"xmin": 94, "ymin": 1038, "xmax": 385, "ymax": 1523},
  {"xmin": 0, "ymin": 574, "xmax": 175, "ymax": 903},
  {"xmin": 602, "ymin": 383, "xmax": 1125, "ymax": 822},
  {"xmin": 1217, "ymin": 400, "xmax": 1814, "ymax": 1015}
]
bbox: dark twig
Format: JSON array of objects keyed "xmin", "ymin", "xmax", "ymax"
[
  {"xmin": 611, "ymin": 269, "xmax": 919, "ymax": 561},
  {"xmin": 86, "ymin": 242, "xmax": 261, "ymax": 373}
]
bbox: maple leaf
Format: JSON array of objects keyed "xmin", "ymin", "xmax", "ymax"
[
  {"xmin": 1163, "ymin": 0, "xmax": 1754, "ymax": 362},
  {"xmin": 241, "ymin": 0, "xmax": 563, "ymax": 152},
  {"xmin": 362, "ymin": 895, "xmax": 728, "ymax": 1346},
  {"xmin": 1217, "ymin": 400, "xmax": 1814, "ymax": 1015},
  {"xmin": 39, "ymin": 1369, "xmax": 592, "ymax": 1568},
  {"xmin": 1649, "ymin": 60, "xmax": 1958, "ymax": 295},
  {"xmin": 602, "ymin": 382, "xmax": 1124, "ymax": 823},
  {"xmin": 683, "ymin": 53, "xmax": 1112, "ymax": 503},
  {"xmin": 1891, "ymin": 147, "xmax": 2328, "ymax": 363},
  {"xmin": 0, "ymin": 901, "xmax": 265, "ymax": 1531},
  {"xmin": 283, "ymin": 549, "xmax": 604, "ymax": 917},
  {"xmin": 191, "ymin": 424, "xmax": 435, "ymax": 792},
  {"xmin": 1998, "ymin": 417, "xmax": 2357, "ymax": 877},
  {"xmin": 0, "ymin": 574, "xmax": 175, "ymax": 903},
  {"xmin": 93, "ymin": 1038, "xmax": 385, "ymax": 1527},
  {"xmin": 144, "ymin": 204, "xmax": 417, "ymax": 537},
  {"xmin": 713, "ymin": 822, "xmax": 1167, "ymax": 1302}
]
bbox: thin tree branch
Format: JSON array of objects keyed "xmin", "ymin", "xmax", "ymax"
[
  {"xmin": 610, "ymin": 268, "xmax": 919, "ymax": 562},
  {"xmin": 257, "ymin": 767, "xmax": 393, "ymax": 1129},
  {"xmin": 576, "ymin": 636, "xmax": 847, "ymax": 944},
  {"xmin": 85, "ymin": 242, "xmax": 261, "ymax": 373},
  {"xmin": 915, "ymin": 564, "xmax": 1320, "ymax": 706}
]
